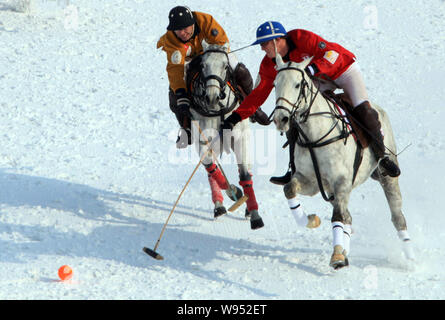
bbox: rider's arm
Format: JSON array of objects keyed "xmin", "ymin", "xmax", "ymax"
[
  {"xmin": 194, "ymin": 12, "xmax": 229, "ymax": 46},
  {"xmin": 157, "ymin": 33, "xmax": 188, "ymax": 93},
  {"xmin": 232, "ymin": 57, "xmax": 275, "ymax": 120},
  {"xmin": 290, "ymin": 29, "xmax": 356, "ymax": 80}
]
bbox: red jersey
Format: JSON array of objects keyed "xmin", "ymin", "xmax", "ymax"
[{"xmin": 235, "ymin": 29, "xmax": 356, "ymax": 120}]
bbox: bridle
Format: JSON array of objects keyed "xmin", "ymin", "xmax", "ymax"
[
  {"xmin": 201, "ymin": 48, "xmax": 231, "ymax": 100},
  {"xmin": 188, "ymin": 48, "xmax": 240, "ymax": 117},
  {"xmin": 274, "ymin": 64, "xmax": 319, "ymax": 122},
  {"xmin": 274, "ymin": 63, "xmax": 348, "ymax": 141},
  {"xmin": 273, "ymin": 63, "xmax": 353, "ymax": 202}
]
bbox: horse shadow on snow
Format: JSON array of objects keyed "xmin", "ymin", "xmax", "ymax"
[{"xmin": 0, "ymin": 169, "xmax": 324, "ymax": 297}]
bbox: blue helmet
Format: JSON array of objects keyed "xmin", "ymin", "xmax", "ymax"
[{"xmin": 251, "ymin": 21, "xmax": 287, "ymax": 45}]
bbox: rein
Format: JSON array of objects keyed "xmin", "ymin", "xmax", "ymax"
[{"xmin": 188, "ymin": 49, "xmax": 241, "ymax": 117}]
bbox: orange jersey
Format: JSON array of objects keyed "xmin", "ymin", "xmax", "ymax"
[{"xmin": 157, "ymin": 11, "xmax": 229, "ymax": 93}]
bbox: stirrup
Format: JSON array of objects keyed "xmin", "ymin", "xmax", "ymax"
[
  {"xmin": 269, "ymin": 170, "xmax": 292, "ymax": 185},
  {"xmin": 379, "ymin": 157, "xmax": 400, "ymax": 177}
]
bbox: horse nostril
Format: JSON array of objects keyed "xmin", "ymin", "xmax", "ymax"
[{"xmin": 282, "ymin": 116, "xmax": 289, "ymax": 124}]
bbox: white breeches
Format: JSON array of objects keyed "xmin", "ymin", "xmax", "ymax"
[{"xmin": 317, "ymin": 62, "xmax": 369, "ymax": 108}]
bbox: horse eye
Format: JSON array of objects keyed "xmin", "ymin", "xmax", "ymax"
[{"xmin": 295, "ymin": 83, "xmax": 300, "ymax": 89}]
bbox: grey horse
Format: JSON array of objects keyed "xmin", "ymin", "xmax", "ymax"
[
  {"xmin": 187, "ymin": 42, "xmax": 264, "ymax": 230},
  {"xmin": 272, "ymin": 54, "xmax": 414, "ymax": 269}
]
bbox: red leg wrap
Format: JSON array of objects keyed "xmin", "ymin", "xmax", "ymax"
[
  {"xmin": 205, "ymin": 163, "xmax": 228, "ymax": 190},
  {"xmin": 208, "ymin": 175, "xmax": 224, "ymax": 204},
  {"xmin": 239, "ymin": 179, "xmax": 258, "ymax": 211}
]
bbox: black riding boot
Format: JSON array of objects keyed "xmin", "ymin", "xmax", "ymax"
[
  {"xmin": 234, "ymin": 63, "xmax": 270, "ymax": 126},
  {"xmin": 270, "ymin": 127, "xmax": 297, "ymax": 185},
  {"xmin": 169, "ymin": 89, "xmax": 192, "ymax": 149},
  {"xmin": 352, "ymin": 101, "xmax": 401, "ymax": 177}
]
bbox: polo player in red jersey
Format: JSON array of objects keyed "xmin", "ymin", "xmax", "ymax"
[{"xmin": 221, "ymin": 21, "xmax": 401, "ymax": 183}]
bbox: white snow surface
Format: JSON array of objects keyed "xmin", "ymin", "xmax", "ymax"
[{"xmin": 0, "ymin": 0, "xmax": 444, "ymax": 300}]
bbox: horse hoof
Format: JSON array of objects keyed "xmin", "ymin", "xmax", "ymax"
[
  {"xmin": 226, "ymin": 184, "xmax": 243, "ymax": 201},
  {"xmin": 214, "ymin": 206, "xmax": 227, "ymax": 219},
  {"xmin": 329, "ymin": 245, "xmax": 347, "ymax": 269},
  {"xmin": 251, "ymin": 218, "xmax": 264, "ymax": 230},
  {"xmin": 306, "ymin": 214, "xmax": 321, "ymax": 228},
  {"xmin": 249, "ymin": 210, "xmax": 264, "ymax": 230},
  {"xmin": 330, "ymin": 255, "xmax": 347, "ymax": 269}
]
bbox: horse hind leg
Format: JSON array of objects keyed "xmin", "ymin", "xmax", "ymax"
[
  {"xmin": 375, "ymin": 171, "xmax": 414, "ymax": 260},
  {"xmin": 329, "ymin": 181, "xmax": 352, "ymax": 269}
]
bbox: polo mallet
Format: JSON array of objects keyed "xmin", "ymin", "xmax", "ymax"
[
  {"xmin": 143, "ymin": 132, "xmax": 221, "ymax": 260},
  {"xmin": 229, "ymin": 44, "xmax": 253, "ymax": 54},
  {"xmin": 194, "ymin": 122, "xmax": 248, "ymax": 212},
  {"xmin": 143, "ymin": 123, "xmax": 248, "ymax": 259}
]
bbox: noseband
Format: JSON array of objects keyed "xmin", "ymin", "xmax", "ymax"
[{"xmin": 188, "ymin": 47, "xmax": 240, "ymax": 117}]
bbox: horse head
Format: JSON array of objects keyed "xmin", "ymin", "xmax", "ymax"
[
  {"xmin": 200, "ymin": 40, "xmax": 231, "ymax": 108},
  {"xmin": 273, "ymin": 54, "xmax": 312, "ymax": 133}
]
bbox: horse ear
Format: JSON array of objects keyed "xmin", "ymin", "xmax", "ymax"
[
  {"xmin": 299, "ymin": 56, "xmax": 313, "ymax": 70},
  {"xmin": 275, "ymin": 53, "xmax": 285, "ymax": 68},
  {"xmin": 202, "ymin": 39, "xmax": 209, "ymax": 51}
]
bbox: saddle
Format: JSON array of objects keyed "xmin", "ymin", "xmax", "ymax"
[{"xmin": 323, "ymin": 91, "xmax": 370, "ymax": 149}]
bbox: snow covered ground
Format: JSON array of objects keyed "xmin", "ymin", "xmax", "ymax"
[{"xmin": 0, "ymin": 0, "xmax": 444, "ymax": 300}]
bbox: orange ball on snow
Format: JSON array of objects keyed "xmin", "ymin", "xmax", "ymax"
[{"xmin": 58, "ymin": 265, "xmax": 73, "ymax": 281}]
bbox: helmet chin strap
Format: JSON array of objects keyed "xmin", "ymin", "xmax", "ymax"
[
  {"xmin": 273, "ymin": 38, "xmax": 282, "ymax": 60},
  {"xmin": 273, "ymin": 39, "xmax": 278, "ymax": 57}
]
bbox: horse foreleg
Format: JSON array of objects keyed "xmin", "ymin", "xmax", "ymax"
[
  {"xmin": 237, "ymin": 165, "xmax": 264, "ymax": 229},
  {"xmin": 375, "ymin": 171, "xmax": 414, "ymax": 260},
  {"xmin": 239, "ymin": 174, "xmax": 264, "ymax": 230},
  {"xmin": 205, "ymin": 162, "xmax": 229, "ymax": 190},
  {"xmin": 232, "ymin": 131, "xmax": 264, "ymax": 229},
  {"xmin": 207, "ymin": 175, "xmax": 227, "ymax": 219},
  {"xmin": 283, "ymin": 178, "xmax": 321, "ymax": 229}
]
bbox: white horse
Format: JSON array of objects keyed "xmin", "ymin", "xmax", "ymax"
[
  {"xmin": 186, "ymin": 42, "xmax": 264, "ymax": 230},
  {"xmin": 272, "ymin": 54, "xmax": 414, "ymax": 269}
]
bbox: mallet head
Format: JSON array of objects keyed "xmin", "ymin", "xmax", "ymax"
[{"xmin": 143, "ymin": 247, "xmax": 164, "ymax": 260}]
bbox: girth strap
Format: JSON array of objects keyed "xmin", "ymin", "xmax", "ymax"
[{"xmin": 292, "ymin": 121, "xmax": 334, "ymax": 202}]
